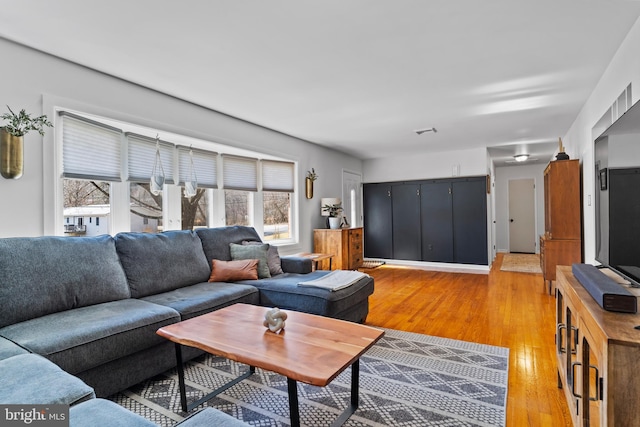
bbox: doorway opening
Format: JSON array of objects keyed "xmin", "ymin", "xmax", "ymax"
[{"xmin": 508, "ymin": 178, "xmax": 536, "ymax": 253}]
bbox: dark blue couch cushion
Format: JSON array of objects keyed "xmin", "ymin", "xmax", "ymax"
[
  {"xmin": 0, "ymin": 235, "xmax": 130, "ymax": 328},
  {"xmin": 0, "ymin": 354, "xmax": 95, "ymax": 405},
  {"xmin": 115, "ymin": 230, "xmax": 211, "ymax": 298},
  {"xmin": 196, "ymin": 226, "xmax": 262, "ymax": 262},
  {"xmin": 0, "ymin": 299, "xmax": 180, "ymax": 374},
  {"xmin": 0, "ymin": 336, "xmax": 28, "ymax": 361},
  {"xmin": 239, "ymin": 271, "xmax": 374, "ymax": 320},
  {"xmin": 141, "ymin": 281, "xmax": 260, "ymax": 320},
  {"xmin": 70, "ymin": 398, "xmax": 156, "ymax": 427}
]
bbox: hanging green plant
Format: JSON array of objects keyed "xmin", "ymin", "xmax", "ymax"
[
  {"xmin": 1, "ymin": 106, "xmax": 53, "ymax": 136},
  {"xmin": 1, "ymin": 106, "xmax": 53, "ymax": 179}
]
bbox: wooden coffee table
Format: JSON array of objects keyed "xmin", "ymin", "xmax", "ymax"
[{"xmin": 157, "ymin": 303, "xmax": 384, "ymax": 427}]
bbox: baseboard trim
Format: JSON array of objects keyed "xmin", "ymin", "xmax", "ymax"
[{"xmin": 363, "ymin": 258, "xmax": 489, "ymax": 275}]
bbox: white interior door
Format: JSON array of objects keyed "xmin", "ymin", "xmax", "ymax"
[
  {"xmin": 508, "ymin": 178, "xmax": 536, "ymax": 253},
  {"xmin": 342, "ymin": 170, "xmax": 362, "ymax": 227}
]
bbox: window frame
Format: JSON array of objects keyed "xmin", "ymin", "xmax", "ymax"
[{"xmin": 50, "ymin": 104, "xmax": 298, "ymax": 245}]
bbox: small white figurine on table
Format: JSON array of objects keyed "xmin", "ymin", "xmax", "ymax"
[{"xmin": 263, "ymin": 307, "xmax": 287, "ymax": 333}]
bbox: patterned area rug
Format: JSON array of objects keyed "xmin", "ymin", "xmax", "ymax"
[
  {"xmin": 111, "ymin": 330, "xmax": 509, "ymax": 427},
  {"xmin": 109, "ymin": 329, "xmax": 508, "ymax": 426},
  {"xmin": 499, "ymin": 253, "xmax": 542, "ymax": 274}
]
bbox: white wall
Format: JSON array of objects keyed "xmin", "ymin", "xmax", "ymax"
[
  {"xmin": 494, "ymin": 163, "xmax": 546, "ymax": 253},
  {"xmin": 563, "ymin": 16, "xmax": 640, "ymax": 265},
  {"xmin": 362, "ymin": 147, "xmax": 487, "ymax": 183},
  {"xmin": 0, "ymin": 38, "xmax": 361, "ymax": 254}
]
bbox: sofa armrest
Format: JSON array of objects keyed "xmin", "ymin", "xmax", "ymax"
[{"xmin": 280, "ymin": 257, "xmax": 313, "ymax": 274}]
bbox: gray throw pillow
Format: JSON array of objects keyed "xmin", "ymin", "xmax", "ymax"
[
  {"xmin": 229, "ymin": 243, "xmax": 271, "ymax": 279},
  {"xmin": 242, "ymin": 240, "xmax": 284, "ymax": 276}
]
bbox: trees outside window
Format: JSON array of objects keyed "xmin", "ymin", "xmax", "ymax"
[
  {"xmin": 181, "ymin": 188, "xmax": 208, "ymax": 230},
  {"xmin": 263, "ymin": 191, "xmax": 290, "ymax": 240},
  {"xmin": 225, "ymin": 190, "xmax": 250, "ymax": 226}
]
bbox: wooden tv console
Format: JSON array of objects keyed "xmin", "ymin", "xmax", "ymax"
[{"xmin": 556, "ymin": 266, "xmax": 640, "ymax": 426}]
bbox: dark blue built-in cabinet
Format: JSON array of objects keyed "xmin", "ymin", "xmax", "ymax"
[{"xmin": 363, "ymin": 176, "xmax": 488, "ymax": 265}]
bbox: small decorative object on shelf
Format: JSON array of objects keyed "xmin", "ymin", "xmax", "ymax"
[
  {"xmin": 0, "ymin": 106, "xmax": 53, "ymax": 179},
  {"xmin": 263, "ymin": 307, "xmax": 287, "ymax": 333},
  {"xmin": 305, "ymin": 168, "xmax": 318, "ymax": 199},
  {"xmin": 555, "ymin": 137, "xmax": 570, "ymax": 160}
]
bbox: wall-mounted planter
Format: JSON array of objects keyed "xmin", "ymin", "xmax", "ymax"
[
  {"xmin": 0, "ymin": 128, "xmax": 24, "ymax": 179},
  {"xmin": 305, "ymin": 177, "xmax": 314, "ymax": 199}
]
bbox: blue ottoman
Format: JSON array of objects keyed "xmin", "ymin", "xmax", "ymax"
[{"xmin": 0, "ymin": 354, "xmax": 94, "ymax": 405}]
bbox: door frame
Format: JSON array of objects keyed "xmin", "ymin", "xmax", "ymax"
[{"xmin": 342, "ymin": 169, "xmax": 363, "ymax": 227}]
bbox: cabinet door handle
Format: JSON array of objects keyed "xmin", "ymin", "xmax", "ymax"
[
  {"xmin": 589, "ymin": 365, "xmax": 600, "ymax": 401},
  {"xmin": 571, "ymin": 362, "xmax": 582, "ymax": 398},
  {"xmin": 557, "ymin": 324, "xmax": 566, "ymax": 353},
  {"xmin": 570, "ymin": 326, "xmax": 579, "ymax": 354}
]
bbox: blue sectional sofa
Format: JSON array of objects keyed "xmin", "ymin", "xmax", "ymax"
[{"xmin": 0, "ymin": 225, "xmax": 374, "ymax": 406}]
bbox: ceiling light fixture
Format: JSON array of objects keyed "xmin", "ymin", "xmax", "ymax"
[
  {"xmin": 415, "ymin": 127, "xmax": 437, "ymax": 135},
  {"xmin": 513, "ymin": 154, "xmax": 529, "ymax": 162}
]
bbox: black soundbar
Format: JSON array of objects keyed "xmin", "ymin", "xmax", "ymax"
[{"xmin": 572, "ymin": 264, "xmax": 637, "ymax": 313}]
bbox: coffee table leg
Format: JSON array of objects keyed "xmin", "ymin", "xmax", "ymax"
[
  {"xmin": 174, "ymin": 344, "xmax": 188, "ymax": 412},
  {"xmin": 287, "ymin": 378, "xmax": 301, "ymax": 427},
  {"xmin": 174, "ymin": 343, "xmax": 256, "ymax": 413},
  {"xmin": 330, "ymin": 359, "xmax": 360, "ymax": 427},
  {"xmin": 286, "ymin": 360, "xmax": 360, "ymax": 427}
]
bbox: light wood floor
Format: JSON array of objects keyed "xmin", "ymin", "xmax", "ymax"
[{"xmin": 362, "ymin": 253, "xmax": 573, "ymax": 426}]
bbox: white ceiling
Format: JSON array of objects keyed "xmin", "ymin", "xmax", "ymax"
[{"xmin": 1, "ymin": 1, "xmax": 640, "ymax": 165}]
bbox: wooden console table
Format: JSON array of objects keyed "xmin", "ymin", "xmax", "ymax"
[
  {"xmin": 295, "ymin": 252, "xmax": 335, "ymax": 271},
  {"xmin": 313, "ymin": 227, "xmax": 363, "ymax": 270},
  {"xmin": 556, "ymin": 266, "xmax": 640, "ymax": 426}
]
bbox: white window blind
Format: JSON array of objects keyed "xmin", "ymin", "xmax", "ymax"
[
  {"xmin": 177, "ymin": 146, "xmax": 218, "ymax": 188},
  {"xmin": 261, "ymin": 160, "xmax": 294, "ymax": 192},
  {"xmin": 60, "ymin": 112, "xmax": 123, "ymax": 181},
  {"xmin": 222, "ymin": 155, "xmax": 258, "ymax": 191},
  {"xmin": 126, "ymin": 133, "xmax": 175, "ymax": 184}
]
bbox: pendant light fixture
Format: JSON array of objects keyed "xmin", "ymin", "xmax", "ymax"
[
  {"xmin": 184, "ymin": 146, "xmax": 198, "ymax": 198},
  {"xmin": 150, "ymin": 134, "xmax": 165, "ymax": 196}
]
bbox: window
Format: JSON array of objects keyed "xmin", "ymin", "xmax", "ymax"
[
  {"xmin": 225, "ymin": 190, "xmax": 251, "ymax": 226},
  {"xmin": 57, "ymin": 109, "xmax": 297, "ymax": 242},
  {"xmin": 182, "ymin": 189, "xmax": 209, "ymax": 230},
  {"xmin": 261, "ymin": 160, "xmax": 294, "ymax": 241},
  {"xmin": 178, "ymin": 146, "xmax": 216, "ymax": 231},
  {"xmin": 223, "ymin": 156, "xmax": 257, "ymax": 227},
  {"xmin": 63, "ymin": 178, "xmax": 110, "ymax": 236},
  {"xmin": 263, "ymin": 192, "xmax": 291, "ymax": 240},
  {"xmin": 130, "ymin": 183, "xmax": 163, "ymax": 233}
]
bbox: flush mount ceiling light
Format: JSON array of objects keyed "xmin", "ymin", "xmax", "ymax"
[
  {"xmin": 513, "ymin": 154, "xmax": 530, "ymax": 162},
  {"xmin": 415, "ymin": 127, "xmax": 437, "ymax": 135}
]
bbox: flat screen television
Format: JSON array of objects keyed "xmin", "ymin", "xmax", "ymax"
[{"xmin": 594, "ymin": 100, "xmax": 640, "ymax": 287}]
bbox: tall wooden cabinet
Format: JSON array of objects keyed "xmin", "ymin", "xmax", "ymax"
[
  {"xmin": 556, "ymin": 266, "xmax": 640, "ymax": 426},
  {"xmin": 313, "ymin": 227, "xmax": 363, "ymax": 270},
  {"xmin": 541, "ymin": 159, "xmax": 582, "ymax": 293}
]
